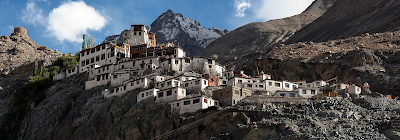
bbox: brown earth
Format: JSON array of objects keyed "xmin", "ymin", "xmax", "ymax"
[
  {"xmin": 0, "ymin": 27, "xmax": 63, "ymax": 125},
  {"xmin": 286, "ymin": 0, "xmax": 400, "ymax": 44},
  {"xmin": 196, "ymin": 0, "xmax": 336, "ymax": 62}
]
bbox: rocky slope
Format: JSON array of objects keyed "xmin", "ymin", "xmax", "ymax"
[
  {"xmin": 286, "ymin": 0, "xmax": 400, "ymax": 44},
  {"xmin": 0, "ymin": 27, "xmax": 62, "ymax": 125},
  {"xmin": 104, "ymin": 9, "xmax": 228, "ymax": 57},
  {"xmin": 18, "ymin": 72, "xmax": 400, "ymax": 139},
  {"xmin": 196, "ymin": 0, "xmax": 336, "ymax": 62},
  {"xmin": 225, "ymin": 31, "xmax": 400, "ymax": 96}
]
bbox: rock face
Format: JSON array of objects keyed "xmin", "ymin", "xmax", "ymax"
[
  {"xmin": 18, "ymin": 72, "xmax": 400, "ymax": 139},
  {"xmin": 196, "ymin": 0, "xmax": 336, "ymax": 62},
  {"xmin": 286, "ymin": 0, "xmax": 400, "ymax": 43},
  {"xmin": 147, "ymin": 9, "xmax": 228, "ymax": 56},
  {"xmin": 225, "ymin": 31, "xmax": 400, "ymax": 96},
  {"xmin": 103, "ymin": 9, "xmax": 228, "ymax": 57},
  {"xmin": 0, "ymin": 27, "xmax": 63, "ymax": 125}
]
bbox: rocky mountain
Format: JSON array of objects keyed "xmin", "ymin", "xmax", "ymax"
[
  {"xmin": 16, "ymin": 73, "xmax": 400, "ymax": 139},
  {"xmin": 286, "ymin": 0, "xmax": 400, "ymax": 44},
  {"xmin": 0, "ymin": 27, "xmax": 63, "ymax": 125},
  {"xmin": 104, "ymin": 9, "xmax": 228, "ymax": 57},
  {"xmin": 196, "ymin": 0, "xmax": 337, "ymax": 63}
]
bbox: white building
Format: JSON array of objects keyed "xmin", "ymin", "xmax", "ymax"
[
  {"xmin": 298, "ymin": 88, "xmax": 320, "ymax": 98},
  {"xmin": 274, "ymin": 90, "xmax": 300, "ymax": 98},
  {"xmin": 123, "ymin": 24, "xmax": 153, "ymax": 46},
  {"xmin": 170, "ymin": 96, "xmax": 217, "ymax": 114},
  {"xmin": 347, "ymin": 85, "xmax": 361, "ymax": 96},
  {"xmin": 181, "ymin": 78, "xmax": 208, "ymax": 91},
  {"xmin": 155, "ymin": 79, "xmax": 181, "ymax": 90},
  {"xmin": 79, "ymin": 42, "xmax": 130, "ymax": 73},
  {"xmin": 137, "ymin": 88, "xmax": 159, "ymax": 103},
  {"xmin": 155, "ymin": 87, "xmax": 186, "ymax": 103}
]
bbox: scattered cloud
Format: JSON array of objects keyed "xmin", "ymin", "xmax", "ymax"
[
  {"xmin": 21, "ymin": 1, "xmax": 46, "ymax": 26},
  {"xmin": 234, "ymin": 0, "xmax": 251, "ymax": 17},
  {"xmin": 254, "ymin": 0, "xmax": 314, "ymax": 21},
  {"xmin": 46, "ymin": 1, "xmax": 107, "ymax": 43},
  {"xmin": 2, "ymin": 25, "xmax": 14, "ymax": 35}
]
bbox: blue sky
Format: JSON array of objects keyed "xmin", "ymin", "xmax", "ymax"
[{"xmin": 0, "ymin": 0, "xmax": 314, "ymax": 54}]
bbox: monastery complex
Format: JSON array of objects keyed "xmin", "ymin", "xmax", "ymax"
[{"xmin": 54, "ymin": 24, "xmax": 366, "ymax": 115}]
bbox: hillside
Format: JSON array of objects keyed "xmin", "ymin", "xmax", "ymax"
[
  {"xmin": 17, "ymin": 73, "xmax": 400, "ymax": 139},
  {"xmin": 286, "ymin": 0, "xmax": 400, "ymax": 43},
  {"xmin": 0, "ymin": 27, "xmax": 62, "ymax": 125},
  {"xmin": 196, "ymin": 0, "xmax": 336, "ymax": 63}
]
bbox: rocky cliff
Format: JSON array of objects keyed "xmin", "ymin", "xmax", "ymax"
[
  {"xmin": 286, "ymin": 0, "xmax": 400, "ymax": 44},
  {"xmin": 104, "ymin": 9, "xmax": 228, "ymax": 57},
  {"xmin": 17, "ymin": 72, "xmax": 400, "ymax": 139},
  {"xmin": 0, "ymin": 27, "xmax": 62, "ymax": 125},
  {"xmin": 196, "ymin": 0, "xmax": 336, "ymax": 62}
]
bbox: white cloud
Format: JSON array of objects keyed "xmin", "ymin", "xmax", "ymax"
[
  {"xmin": 21, "ymin": 1, "xmax": 46, "ymax": 26},
  {"xmin": 47, "ymin": 1, "xmax": 107, "ymax": 43},
  {"xmin": 234, "ymin": 0, "xmax": 251, "ymax": 17},
  {"xmin": 254, "ymin": 0, "xmax": 314, "ymax": 21}
]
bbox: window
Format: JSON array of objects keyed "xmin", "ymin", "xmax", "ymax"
[
  {"xmin": 269, "ymin": 82, "xmax": 272, "ymax": 86},
  {"xmin": 184, "ymin": 100, "xmax": 190, "ymax": 105},
  {"xmin": 91, "ymin": 49, "xmax": 95, "ymax": 53},
  {"xmin": 209, "ymin": 65, "xmax": 212, "ymax": 68},
  {"xmin": 303, "ymin": 90, "xmax": 306, "ymax": 94},
  {"xmin": 139, "ymin": 32, "xmax": 141, "ymax": 35},
  {"xmin": 290, "ymin": 93, "xmax": 296, "ymax": 97},
  {"xmin": 96, "ymin": 56, "xmax": 99, "ymax": 61},
  {"xmin": 223, "ymin": 81, "xmax": 227, "ymax": 84},
  {"xmin": 175, "ymin": 60, "xmax": 179, "ymax": 64},
  {"xmin": 167, "ymin": 90, "xmax": 172, "ymax": 96},
  {"xmin": 86, "ymin": 60, "xmax": 89, "ymax": 65},
  {"xmin": 193, "ymin": 99, "xmax": 200, "ymax": 104},
  {"xmin": 161, "ymin": 84, "xmax": 164, "ymax": 87},
  {"xmin": 97, "ymin": 77, "xmax": 100, "ymax": 81},
  {"xmin": 146, "ymin": 92, "xmax": 149, "ymax": 96},
  {"xmin": 204, "ymin": 80, "xmax": 207, "ymax": 85},
  {"xmin": 102, "ymin": 45, "xmax": 105, "ymax": 50},
  {"xmin": 275, "ymin": 83, "xmax": 280, "ymax": 87},
  {"xmin": 259, "ymin": 85, "xmax": 264, "ymax": 88},
  {"xmin": 185, "ymin": 59, "xmax": 190, "ymax": 63},
  {"xmin": 204, "ymin": 99, "xmax": 208, "ymax": 103},
  {"xmin": 177, "ymin": 103, "xmax": 180, "ymax": 107},
  {"xmin": 167, "ymin": 82, "xmax": 171, "ymax": 85},
  {"xmin": 158, "ymin": 92, "xmax": 163, "ymax": 98},
  {"xmin": 195, "ymin": 80, "xmax": 200, "ymax": 85},
  {"xmin": 185, "ymin": 83, "xmax": 188, "ymax": 87},
  {"xmin": 113, "ymin": 75, "xmax": 117, "ymax": 79},
  {"xmin": 131, "ymin": 82, "xmax": 134, "ymax": 86},
  {"xmin": 280, "ymin": 94, "xmax": 285, "ymax": 97},
  {"xmin": 96, "ymin": 47, "xmax": 100, "ymax": 51},
  {"xmin": 142, "ymin": 93, "xmax": 144, "ymax": 97},
  {"xmin": 285, "ymin": 83, "xmax": 290, "ymax": 88},
  {"xmin": 247, "ymin": 84, "xmax": 252, "ymax": 88},
  {"xmin": 134, "ymin": 32, "xmax": 136, "ymax": 35},
  {"xmin": 238, "ymin": 80, "xmax": 242, "ymax": 83},
  {"xmin": 82, "ymin": 52, "xmax": 85, "ymax": 56},
  {"xmin": 91, "ymin": 58, "xmax": 94, "ymax": 63},
  {"xmin": 101, "ymin": 54, "xmax": 105, "ymax": 60},
  {"xmin": 124, "ymin": 86, "xmax": 126, "ymax": 90},
  {"xmin": 122, "ymin": 65, "xmax": 125, "ymax": 69},
  {"xmin": 311, "ymin": 90, "xmax": 316, "ymax": 95}
]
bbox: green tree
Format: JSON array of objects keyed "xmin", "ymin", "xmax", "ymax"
[
  {"xmin": 82, "ymin": 34, "xmax": 86, "ymax": 50},
  {"xmin": 33, "ymin": 58, "xmax": 38, "ymax": 76},
  {"xmin": 114, "ymin": 38, "xmax": 117, "ymax": 45},
  {"xmin": 87, "ymin": 36, "xmax": 94, "ymax": 48}
]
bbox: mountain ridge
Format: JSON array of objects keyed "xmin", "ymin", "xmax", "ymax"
[
  {"xmin": 196, "ymin": 0, "xmax": 337, "ymax": 63},
  {"xmin": 103, "ymin": 9, "xmax": 228, "ymax": 57}
]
